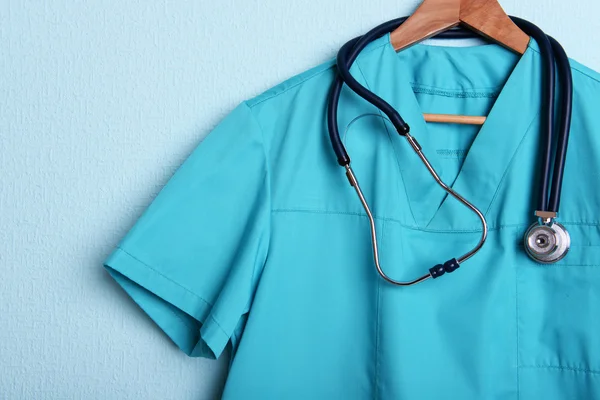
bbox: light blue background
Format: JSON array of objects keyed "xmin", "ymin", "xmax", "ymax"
[{"xmin": 1, "ymin": 1, "xmax": 599, "ymax": 398}]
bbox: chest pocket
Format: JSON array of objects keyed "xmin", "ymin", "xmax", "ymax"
[{"xmin": 516, "ymin": 223, "xmax": 600, "ymax": 376}]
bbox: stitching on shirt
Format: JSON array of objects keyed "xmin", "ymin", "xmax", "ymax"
[
  {"xmin": 244, "ymin": 102, "xmax": 273, "ymax": 307},
  {"xmin": 357, "ymin": 39, "xmax": 389, "ymax": 59},
  {"xmin": 340, "ymin": 54, "xmax": 388, "ymax": 393},
  {"xmin": 411, "ymin": 85, "xmax": 499, "ymax": 98},
  {"xmin": 165, "ymin": 307, "xmax": 226, "ymax": 357},
  {"xmin": 354, "ymin": 56, "xmax": 419, "ymax": 225},
  {"xmin": 351, "ymin": 60, "xmax": 389, "ymax": 399},
  {"xmin": 167, "ymin": 307, "xmax": 195, "ymax": 331},
  {"xmin": 527, "ymin": 44, "xmax": 600, "ymax": 85},
  {"xmin": 437, "ymin": 149, "xmax": 468, "ymax": 159},
  {"xmin": 520, "ymin": 365, "xmax": 600, "ymax": 376},
  {"xmin": 410, "ymin": 81, "xmax": 502, "ymax": 94},
  {"xmin": 515, "ymin": 257, "xmax": 521, "ymax": 399},
  {"xmin": 572, "ymin": 66, "xmax": 600, "ymax": 85},
  {"xmin": 247, "ymin": 63, "xmax": 335, "ymax": 107},
  {"xmin": 114, "ymin": 247, "xmax": 230, "ymax": 352},
  {"xmin": 558, "ymin": 221, "xmax": 600, "ymax": 226},
  {"xmin": 374, "ymin": 220, "xmax": 384, "ymax": 400},
  {"xmin": 115, "ymin": 246, "xmax": 213, "ymax": 308},
  {"xmin": 527, "ymin": 263, "xmax": 600, "ymax": 267},
  {"xmin": 208, "ymin": 313, "xmax": 228, "ymax": 337},
  {"xmin": 165, "ymin": 308, "xmax": 197, "ymax": 355},
  {"xmin": 271, "ymin": 208, "xmax": 600, "ymax": 232},
  {"xmin": 271, "ymin": 208, "xmax": 535, "ymax": 232},
  {"xmin": 248, "ymin": 38, "xmax": 600, "ymax": 111},
  {"xmin": 246, "ymin": 39, "xmax": 390, "ymax": 108}
]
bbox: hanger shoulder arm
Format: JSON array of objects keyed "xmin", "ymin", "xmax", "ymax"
[
  {"xmin": 460, "ymin": 0, "xmax": 529, "ymax": 54},
  {"xmin": 390, "ymin": 0, "xmax": 460, "ymax": 51}
]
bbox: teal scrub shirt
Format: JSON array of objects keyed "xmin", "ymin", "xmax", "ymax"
[{"xmin": 103, "ymin": 33, "xmax": 600, "ymax": 399}]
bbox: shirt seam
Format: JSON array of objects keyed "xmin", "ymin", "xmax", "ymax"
[
  {"xmin": 243, "ymin": 101, "xmax": 273, "ymax": 309},
  {"xmin": 515, "ymin": 253, "xmax": 521, "ymax": 400},
  {"xmin": 519, "ymin": 365, "xmax": 600, "ymax": 376},
  {"xmin": 410, "ymin": 81, "xmax": 502, "ymax": 93},
  {"xmin": 164, "ymin": 307, "xmax": 199, "ymax": 356},
  {"xmin": 374, "ymin": 221, "xmax": 383, "ymax": 400},
  {"xmin": 528, "ymin": 44, "xmax": 600, "ymax": 85},
  {"xmin": 271, "ymin": 208, "xmax": 600, "ymax": 232},
  {"xmin": 246, "ymin": 37, "xmax": 390, "ymax": 108},
  {"xmin": 165, "ymin": 307, "xmax": 231, "ymax": 358},
  {"xmin": 167, "ymin": 307, "xmax": 195, "ymax": 331},
  {"xmin": 391, "ymin": 35, "xmax": 600, "ymax": 88},
  {"xmin": 572, "ymin": 66, "xmax": 600, "ymax": 85},
  {"xmin": 246, "ymin": 35, "xmax": 600, "ymax": 110},
  {"xmin": 114, "ymin": 246, "xmax": 231, "ymax": 347},
  {"xmin": 116, "ymin": 245, "xmax": 214, "ymax": 309},
  {"xmin": 246, "ymin": 39, "xmax": 600, "ymax": 114},
  {"xmin": 411, "ymin": 84, "xmax": 500, "ymax": 98},
  {"xmin": 247, "ymin": 63, "xmax": 335, "ymax": 107},
  {"xmin": 207, "ymin": 313, "xmax": 228, "ymax": 337},
  {"xmin": 357, "ymin": 39, "xmax": 389, "ymax": 59}
]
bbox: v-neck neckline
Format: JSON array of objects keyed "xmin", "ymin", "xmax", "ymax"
[{"xmin": 354, "ymin": 33, "xmax": 543, "ymax": 231}]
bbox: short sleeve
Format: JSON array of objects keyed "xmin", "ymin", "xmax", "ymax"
[{"xmin": 103, "ymin": 102, "xmax": 270, "ymax": 359}]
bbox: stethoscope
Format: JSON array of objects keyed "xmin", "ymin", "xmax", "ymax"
[{"xmin": 327, "ymin": 17, "xmax": 574, "ymax": 286}]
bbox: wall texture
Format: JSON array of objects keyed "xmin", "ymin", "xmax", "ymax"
[{"xmin": 1, "ymin": 1, "xmax": 599, "ymax": 398}]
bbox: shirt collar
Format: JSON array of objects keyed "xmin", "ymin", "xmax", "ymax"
[{"xmin": 348, "ymin": 33, "xmax": 542, "ymax": 230}]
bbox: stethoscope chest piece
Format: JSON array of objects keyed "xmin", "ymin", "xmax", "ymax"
[{"xmin": 524, "ymin": 221, "xmax": 570, "ymax": 264}]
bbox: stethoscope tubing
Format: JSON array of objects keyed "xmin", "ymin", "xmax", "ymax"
[{"xmin": 328, "ymin": 16, "xmax": 573, "ymax": 285}]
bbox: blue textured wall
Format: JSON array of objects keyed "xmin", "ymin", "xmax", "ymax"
[{"xmin": 1, "ymin": 1, "xmax": 599, "ymax": 398}]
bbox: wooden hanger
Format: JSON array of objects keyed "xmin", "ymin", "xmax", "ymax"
[{"xmin": 391, "ymin": 0, "xmax": 530, "ymax": 125}]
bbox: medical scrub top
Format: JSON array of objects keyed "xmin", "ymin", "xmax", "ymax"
[{"xmin": 103, "ymin": 32, "xmax": 600, "ymax": 399}]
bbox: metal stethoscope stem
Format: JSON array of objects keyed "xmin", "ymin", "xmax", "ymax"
[{"xmin": 344, "ymin": 131, "xmax": 488, "ymax": 286}]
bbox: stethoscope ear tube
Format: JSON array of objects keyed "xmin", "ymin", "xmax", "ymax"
[
  {"xmin": 330, "ymin": 19, "xmax": 489, "ymax": 286},
  {"xmin": 335, "ymin": 20, "xmax": 411, "ymax": 137},
  {"xmin": 547, "ymin": 36, "xmax": 573, "ymax": 214},
  {"xmin": 327, "ymin": 37, "xmax": 359, "ymax": 166},
  {"xmin": 327, "ymin": 19, "xmax": 479, "ymax": 165},
  {"xmin": 510, "ymin": 17, "xmax": 556, "ymax": 215}
]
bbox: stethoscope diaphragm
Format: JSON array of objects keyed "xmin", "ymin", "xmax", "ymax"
[{"xmin": 524, "ymin": 221, "xmax": 570, "ymax": 264}]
